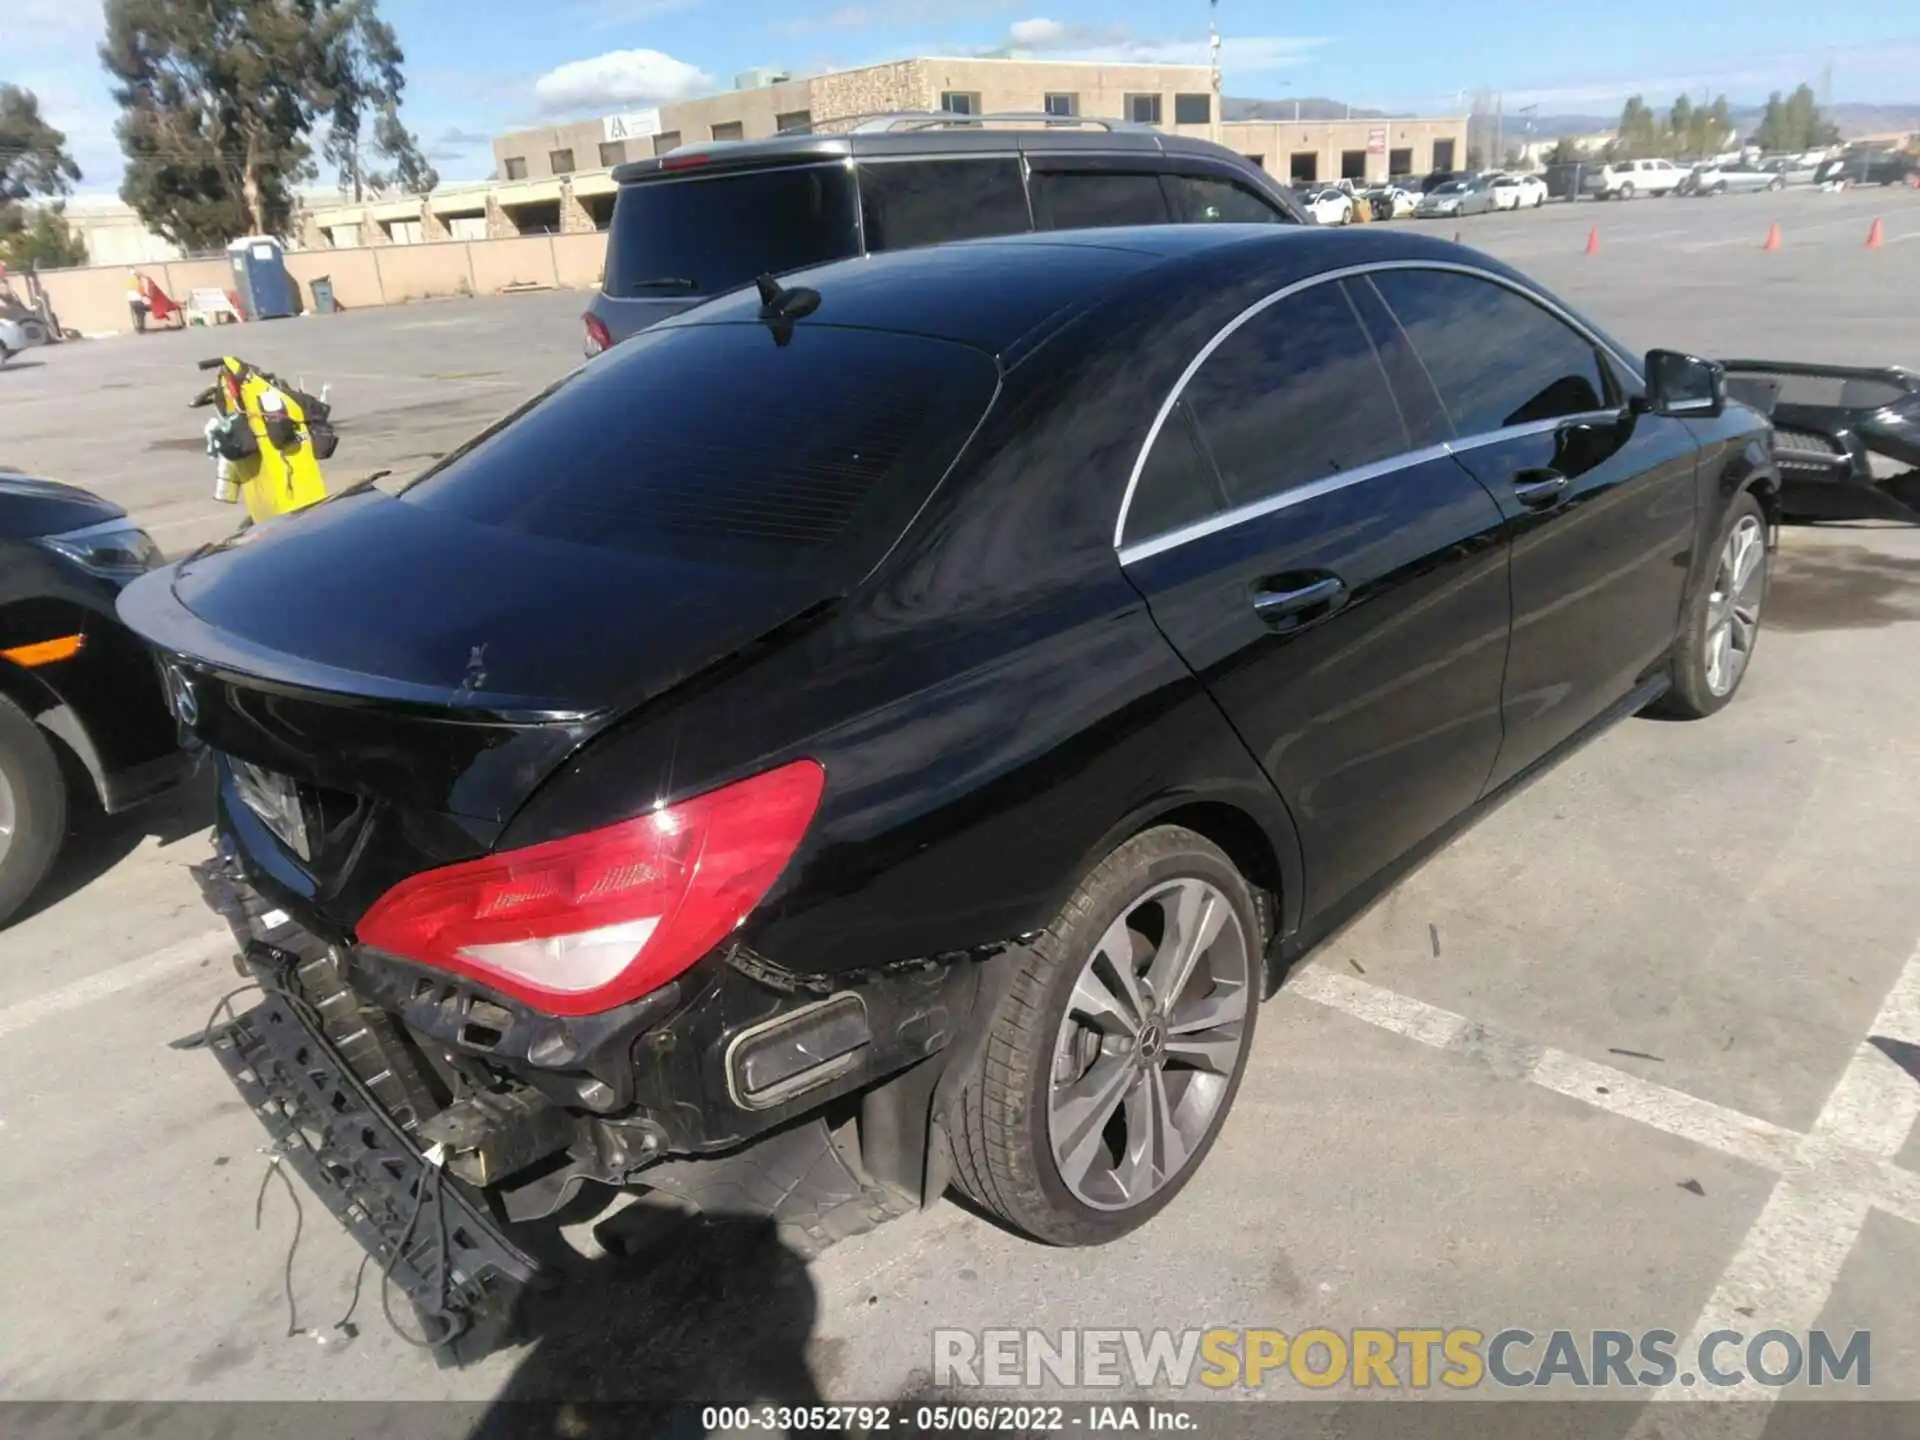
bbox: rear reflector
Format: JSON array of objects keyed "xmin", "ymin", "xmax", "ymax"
[
  {"xmin": 582, "ymin": 311, "xmax": 612, "ymax": 357},
  {"xmin": 356, "ymin": 760, "xmax": 825, "ymax": 1016}
]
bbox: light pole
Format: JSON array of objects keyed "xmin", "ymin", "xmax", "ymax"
[{"xmin": 1210, "ymin": 0, "xmax": 1223, "ymax": 144}]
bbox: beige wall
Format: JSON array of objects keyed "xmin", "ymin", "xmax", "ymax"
[
  {"xmin": 35, "ymin": 231, "xmax": 611, "ymax": 336},
  {"xmin": 493, "ymin": 77, "xmax": 815, "ymax": 180},
  {"xmin": 492, "ymin": 56, "xmax": 1222, "ymax": 176},
  {"xmin": 907, "ymin": 58, "xmax": 1216, "ymax": 134},
  {"xmin": 285, "ymin": 248, "xmax": 384, "ymax": 309},
  {"xmin": 1222, "ymin": 117, "xmax": 1469, "ymax": 184}
]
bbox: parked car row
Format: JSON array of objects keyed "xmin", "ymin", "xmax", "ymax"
[{"xmin": 1294, "ymin": 171, "xmax": 1549, "ymax": 224}]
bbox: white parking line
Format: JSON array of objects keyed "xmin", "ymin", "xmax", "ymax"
[
  {"xmin": 0, "ymin": 930, "xmax": 233, "ymax": 1041},
  {"xmin": 1630, "ymin": 945, "xmax": 1920, "ymax": 1434},
  {"xmin": 1289, "ymin": 944, "xmax": 1920, "ymax": 1431}
]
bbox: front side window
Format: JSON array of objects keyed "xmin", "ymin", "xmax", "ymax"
[
  {"xmin": 1177, "ymin": 282, "xmax": 1412, "ymax": 510},
  {"xmin": 1033, "ymin": 171, "xmax": 1170, "ymax": 230},
  {"xmin": 1368, "ymin": 269, "xmax": 1610, "ymax": 435},
  {"xmin": 859, "ymin": 158, "xmax": 1030, "ymax": 251}
]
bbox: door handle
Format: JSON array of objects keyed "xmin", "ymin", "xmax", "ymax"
[
  {"xmin": 1251, "ymin": 574, "xmax": 1347, "ymax": 628},
  {"xmin": 1512, "ymin": 468, "xmax": 1570, "ymax": 509}
]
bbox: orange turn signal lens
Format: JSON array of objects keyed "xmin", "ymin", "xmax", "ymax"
[{"xmin": 1, "ymin": 634, "xmax": 85, "ymax": 668}]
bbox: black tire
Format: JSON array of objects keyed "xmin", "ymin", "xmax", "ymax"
[
  {"xmin": 949, "ymin": 825, "xmax": 1263, "ymax": 1245},
  {"xmin": 0, "ymin": 693, "xmax": 67, "ymax": 926},
  {"xmin": 1652, "ymin": 491, "xmax": 1769, "ymax": 720},
  {"xmin": 1619, "ymin": 182, "xmax": 1635, "ymax": 200}
]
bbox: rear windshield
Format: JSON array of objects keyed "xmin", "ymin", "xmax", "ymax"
[
  {"xmin": 401, "ymin": 322, "xmax": 998, "ymax": 572},
  {"xmin": 603, "ymin": 163, "xmax": 860, "ymax": 299}
]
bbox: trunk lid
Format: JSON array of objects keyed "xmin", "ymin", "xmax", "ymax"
[{"xmin": 117, "ymin": 319, "xmax": 999, "ymax": 921}]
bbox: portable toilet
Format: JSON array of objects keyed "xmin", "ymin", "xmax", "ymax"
[{"xmin": 226, "ymin": 236, "xmax": 294, "ymax": 320}]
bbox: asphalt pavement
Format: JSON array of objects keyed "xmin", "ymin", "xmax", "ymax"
[{"xmin": 1, "ymin": 183, "xmax": 1918, "ymax": 1422}]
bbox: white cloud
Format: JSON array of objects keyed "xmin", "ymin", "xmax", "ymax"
[
  {"xmin": 532, "ymin": 49, "xmax": 715, "ymax": 115},
  {"xmin": 999, "ymin": 18, "xmax": 1329, "ymax": 73}
]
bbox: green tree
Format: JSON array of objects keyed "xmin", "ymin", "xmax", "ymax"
[
  {"xmin": 1543, "ymin": 136, "xmax": 1587, "ymax": 165},
  {"xmin": 101, "ymin": 0, "xmax": 428, "ymax": 251},
  {"xmin": 1, "ymin": 84, "xmax": 84, "ymax": 260},
  {"xmin": 1751, "ymin": 83, "xmax": 1841, "ymax": 153},
  {"xmin": 1668, "ymin": 94, "xmax": 1694, "ymax": 156},
  {"xmin": 1608, "ymin": 95, "xmax": 1662, "ymax": 159},
  {"xmin": 0, "ymin": 206, "xmax": 88, "ymax": 269},
  {"xmin": 319, "ymin": 0, "xmax": 437, "ymax": 200}
]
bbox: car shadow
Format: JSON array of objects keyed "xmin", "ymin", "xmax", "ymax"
[
  {"xmin": 469, "ymin": 1214, "xmax": 826, "ymax": 1434},
  {"xmin": 1766, "ymin": 538, "xmax": 1920, "ymax": 632},
  {"xmin": 10, "ymin": 758, "xmax": 215, "ymax": 925},
  {"xmin": 0, "ymin": 359, "xmax": 48, "ymax": 371},
  {"xmin": 470, "ymin": 1207, "xmax": 1014, "ymax": 1439}
]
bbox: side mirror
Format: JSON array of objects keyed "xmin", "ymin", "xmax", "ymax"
[{"xmin": 1643, "ymin": 349, "xmax": 1726, "ymax": 418}]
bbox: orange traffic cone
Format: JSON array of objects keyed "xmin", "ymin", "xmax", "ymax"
[
  {"xmin": 1762, "ymin": 222, "xmax": 1781, "ymax": 251},
  {"xmin": 1866, "ymin": 217, "xmax": 1885, "ymax": 249},
  {"xmin": 1585, "ymin": 225, "xmax": 1600, "ymax": 255}
]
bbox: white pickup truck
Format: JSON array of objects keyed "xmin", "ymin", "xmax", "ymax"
[{"xmin": 1585, "ymin": 157, "xmax": 1686, "ymax": 199}]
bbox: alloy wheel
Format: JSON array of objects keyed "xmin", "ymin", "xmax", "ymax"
[
  {"xmin": 1706, "ymin": 514, "xmax": 1765, "ymax": 697},
  {"xmin": 1047, "ymin": 877, "xmax": 1253, "ymax": 1212}
]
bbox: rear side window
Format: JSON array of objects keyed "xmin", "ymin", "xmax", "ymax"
[
  {"xmin": 1370, "ymin": 269, "xmax": 1609, "ymax": 434},
  {"xmin": 1176, "ymin": 283, "xmax": 1412, "ymax": 509},
  {"xmin": 603, "ymin": 165, "xmax": 859, "ymax": 300},
  {"xmin": 1123, "ymin": 402, "xmax": 1227, "ymax": 544},
  {"xmin": 859, "ymin": 158, "xmax": 1031, "ymax": 251},
  {"xmin": 1167, "ymin": 174, "xmax": 1287, "ymax": 223},
  {"xmin": 1033, "ymin": 171, "xmax": 1171, "ymax": 230},
  {"xmin": 403, "ymin": 325, "xmax": 997, "ymax": 569}
]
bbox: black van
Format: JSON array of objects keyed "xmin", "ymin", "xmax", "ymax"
[{"xmin": 581, "ymin": 111, "xmax": 1305, "ymax": 354}]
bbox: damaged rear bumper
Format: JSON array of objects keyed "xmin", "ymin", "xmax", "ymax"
[
  {"xmin": 191, "ymin": 836, "xmax": 991, "ymax": 1352},
  {"xmin": 1723, "ymin": 360, "xmax": 1920, "ymax": 523},
  {"xmin": 210, "ymin": 951, "xmax": 544, "ymax": 1366}
]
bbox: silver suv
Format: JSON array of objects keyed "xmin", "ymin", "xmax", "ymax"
[{"xmin": 582, "ymin": 112, "xmax": 1305, "ymax": 355}]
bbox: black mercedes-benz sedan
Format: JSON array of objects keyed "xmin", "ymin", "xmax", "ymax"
[{"xmin": 119, "ymin": 225, "xmax": 1777, "ymax": 1355}]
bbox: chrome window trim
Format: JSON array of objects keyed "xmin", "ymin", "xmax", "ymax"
[{"xmin": 1111, "ymin": 259, "xmax": 1642, "ymax": 557}]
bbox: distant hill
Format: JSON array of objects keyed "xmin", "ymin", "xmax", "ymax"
[{"xmin": 1226, "ymin": 96, "xmax": 1919, "ymax": 140}]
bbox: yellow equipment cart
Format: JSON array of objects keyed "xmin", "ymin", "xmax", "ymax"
[{"xmin": 192, "ymin": 355, "xmax": 339, "ymax": 524}]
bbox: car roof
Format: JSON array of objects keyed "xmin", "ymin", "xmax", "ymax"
[
  {"xmin": 612, "ymin": 123, "xmax": 1257, "ymax": 184},
  {"xmin": 652, "ymin": 224, "xmax": 1497, "ymax": 364}
]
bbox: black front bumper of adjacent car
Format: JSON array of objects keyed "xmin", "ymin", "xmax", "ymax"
[{"xmin": 192, "ymin": 842, "xmax": 988, "ymax": 1357}]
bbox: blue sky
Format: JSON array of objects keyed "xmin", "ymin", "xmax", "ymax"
[{"xmin": 13, "ymin": 0, "xmax": 1919, "ymax": 193}]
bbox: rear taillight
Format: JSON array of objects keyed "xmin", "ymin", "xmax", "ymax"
[
  {"xmin": 356, "ymin": 761, "xmax": 824, "ymax": 1016},
  {"xmin": 583, "ymin": 311, "xmax": 613, "ymax": 357}
]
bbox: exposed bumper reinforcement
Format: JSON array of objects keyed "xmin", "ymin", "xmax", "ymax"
[{"xmin": 210, "ymin": 989, "xmax": 545, "ymax": 1366}]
